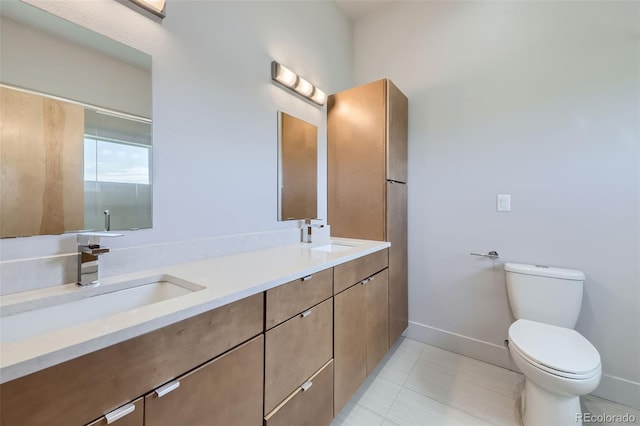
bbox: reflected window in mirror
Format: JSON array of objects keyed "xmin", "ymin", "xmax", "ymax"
[
  {"xmin": 83, "ymin": 109, "xmax": 152, "ymax": 232},
  {"xmin": 278, "ymin": 111, "xmax": 318, "ymax": 221}
]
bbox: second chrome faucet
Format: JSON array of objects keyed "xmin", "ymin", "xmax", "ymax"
[{"xmin": 301, "ymin": 219, "xmax": 324, "ymax": 244}]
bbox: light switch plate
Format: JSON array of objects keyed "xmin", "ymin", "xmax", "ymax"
[{"xmin": 497, "ymin": 194, "xmax": 511, "ymax": 212}]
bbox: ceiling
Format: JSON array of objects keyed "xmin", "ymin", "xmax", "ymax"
[{"xmin": 335, "ymin": 0, "xmax": 398, "ymax": 20}]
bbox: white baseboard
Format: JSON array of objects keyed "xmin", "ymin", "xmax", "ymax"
[
  {"xmin": 592, "ymin": 373, "xmax": 640, "ymax": 410},
  {"xmin": 403, "ymin": 320, "xmax": 519, "ymax": 371},
  {"xmin": 403, "ymin": 320, "xmax": 640, "ymax": 410}
]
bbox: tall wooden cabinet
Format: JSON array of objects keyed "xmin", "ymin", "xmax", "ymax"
[{"xmin": 328, "ymin": 79, "xmax": 409, "ymax": 345}]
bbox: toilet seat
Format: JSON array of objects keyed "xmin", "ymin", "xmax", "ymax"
[{"xmin": 509, "ymin": 319, "xmax": 601, "ymax": 380}]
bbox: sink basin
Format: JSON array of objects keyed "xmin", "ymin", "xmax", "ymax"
[
  {"xmin": 0, "ymin": 275, "xmax": 204, "ymax": 343},
  {"xmin": 311, "ymin": 242, "xmax": 355, "ymax": 253}
]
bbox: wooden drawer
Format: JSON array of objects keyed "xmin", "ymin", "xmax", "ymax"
[
  {"xmin": 334, "ymin": 248, "xmax": 388, "ymax": 294},
  {"xmin": 264, "ymin": 360, "xmax": 334, "ymax": 426},
  {"xmin": 265, "ymin": 298, "xmax": 333, "ymax": 414},
  {"xmin": 266, "ymin": 268, "xmax": 333, "ymax": 329},
  {"xmin": 85, "ymin": 398, "xmax": 144, "ymax": 426},
  {"xmin": 145, "ymin": 335, "xmax": 264, "ymax": 426},
  {"xmin": 0, "ymin": 293, "xmax": 264, "ymax": 426}
]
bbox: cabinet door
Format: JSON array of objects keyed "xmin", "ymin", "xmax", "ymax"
[
  {"xmin": 327, "ymin": 79, "xmax": 386, "ymax": 241},
  {"xmin": 264, "ymin": 360, "xmax": 334, "ymax": 426},
  {"xmin": 334, "ymin": 283, "xmax": 367, "ymax": 415},
  {"xmin": 387, "ymin": 180, "xmax": 408, "ymax": 345},
  {"xmin": 144, "ymin": 335, "xmax": 263, "ymax": 426},
  {"xmin": 365, "ymin": 269, "xmax": 389, "ymax": 374},
  {"xmin": 265, "ymin": 298, "xmax": 333, "ymax": 414},
  {"xmin": 385, "ymin": 79, "xmax": 408, "ymax": 183},
  {"xmin": 85, "ymin": 398, "xmax": 143, "ymax": 426}
]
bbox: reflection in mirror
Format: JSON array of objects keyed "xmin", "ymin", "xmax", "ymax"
[
  {"xmin": 278, "ymin": 111, "xmax": 318, "ymax": 221},
  {"xmin": 0, "ymin": 1, "xmax": 152, "ymax": 238}
]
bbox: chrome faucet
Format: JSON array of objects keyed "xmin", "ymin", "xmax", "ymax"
[
  {"xmin": 77, "ymin": 232, "xmax": 123, "ymax": 286},
  {"xmin": 301, "ymin": 219, "xmax": 325, "ymax": 243}
]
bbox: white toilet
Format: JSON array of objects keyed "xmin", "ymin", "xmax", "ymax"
[{"xmin": 505, "ymin": 263, "xmax": 601, "ymax": 426}]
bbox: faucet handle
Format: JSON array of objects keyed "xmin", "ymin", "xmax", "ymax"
[
  {"xmin": 303, "ymin": 218, "xmax": 325, "ymax": 228},
  {"xmin": 77, "ymin": 232, "xmax": 124, "ymax": 246}
]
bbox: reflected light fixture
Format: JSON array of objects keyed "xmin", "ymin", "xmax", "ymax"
[
  {"xmin": 129, "ymin": 0, "xmax": 166, "ymax": 18},
  {"xmin": 271, "ymin": 61, "xmax": 326, "ymax": 106}
]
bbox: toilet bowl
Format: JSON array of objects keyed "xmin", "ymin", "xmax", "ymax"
[{"xmin": 509, "ymin": 319, "xmax": 601, "ymax": 425}]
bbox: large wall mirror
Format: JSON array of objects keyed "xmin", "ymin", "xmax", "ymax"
[
  {"xmin": 277, "ymin": 111, "xmax": 318, "ymax": 221},
  {"xmin": 0, "ymin": 1, "xmax": 152, "ymax": 238}
]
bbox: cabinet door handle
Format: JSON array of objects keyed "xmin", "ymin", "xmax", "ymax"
[
  {"xmin": 301, "ymin": 309, "xmax": 312, "ymax": 318},
  {"xmin": 105, "ymin": 403, "xmax": 136, "ymax": 424},
  {"xmin": 300, "ymin": 380, "xmax": 313, "ymax": 392},
  {"xmin": 361, "ymin": 278, "xmax": 370, "ymax": 285},
  {"xmin": 302, "ymin": 275, "xmax": 313, "ymax": 281},
  {"xmin": 155, "ymin": 380, "xmax": 181, "ymax": 398}
]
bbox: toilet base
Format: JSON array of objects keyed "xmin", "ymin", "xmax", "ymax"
[{"xmin": 522, "ymin": 379, "xmax": 582, "ymax": 426}]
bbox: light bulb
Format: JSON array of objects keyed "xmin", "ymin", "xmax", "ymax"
[
  {"xmin": 274, "ymin": 64, "xmax": 298, "ymax": 88},
  {"xmin": 294, "ymin": 77, "xmax": 314, "ymax": 97},
  {"xmin": 310, "ymin": 87, "xmax": 327, "ymax": 105}
]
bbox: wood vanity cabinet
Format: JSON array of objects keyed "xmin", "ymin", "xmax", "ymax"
[
  {"xmin": 334, "ymin": 267, "xmax": 389, "ymax": 415},
  {"xmin": 0, "ymin": 294, "xmax": 264, "ymax": 426},
  {"xmin": 144, "ymin": 335, "xmax": 264, "ymax": 426},
  {"xmin": 264, "ymin": 297, "xmax": 333, "ymax": 414}
]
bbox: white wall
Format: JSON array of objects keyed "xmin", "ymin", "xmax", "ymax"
[
  {"xmin": 0, "ymin": 15, "xmax": 152, "ymax": 118},
  {"xmin": 353, "ymin": 1, "xmax": 640, "ymax": 407},
  {"xmin": 0, "ymin": 0, "xmax": 353, "ymax": 260}
]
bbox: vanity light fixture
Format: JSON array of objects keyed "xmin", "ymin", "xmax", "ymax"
[
  {"xmin": 271, "ymin": 61, "xmax": 326, "ymax": 106},
  {"xmin": 129, "ymin": 0, "xmax": 166, "ymax": 18}
]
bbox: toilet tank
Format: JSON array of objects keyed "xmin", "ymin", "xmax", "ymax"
[{"xmin": 505, "ymin": 263, "xmax": 586, "ymax": 329}]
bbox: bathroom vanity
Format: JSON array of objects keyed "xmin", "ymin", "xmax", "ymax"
[{"xmin": 0, "ymin": 239, "xmax": 391, "ymax": 426}]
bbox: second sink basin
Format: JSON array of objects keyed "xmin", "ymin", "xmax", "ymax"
[{"xmin": 0, "ymin": 275, "xmax": 204, "ymax": 343}]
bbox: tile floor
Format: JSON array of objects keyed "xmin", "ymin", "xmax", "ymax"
[{"xmin": 331, "ymin": 337, "xmax": 640, "ymax": 426}]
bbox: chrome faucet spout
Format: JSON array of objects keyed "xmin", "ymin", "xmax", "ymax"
[{"xmin": 77, "ymin": 232, "xmax": 123, "ymax": 286}]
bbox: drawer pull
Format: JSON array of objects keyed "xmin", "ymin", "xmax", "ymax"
[
  {"xmin": 302, "ymin": 275, "xmax": 313, "ymax": 281},
  {"xmin": 300, "ymin": 380, "xmax": 313, "ymax": 392},
  {"xmin": 155, "ymin": 380, "xmax": 180, "ymax": 398},
  {"xmin": 105, "ymin": 403, "xmax": 136, "ymax": 424},
  {"xmin": 361, "ymin": 278, "xmax": 370, "ymax": 285},
  {"xmin": 301, "ymin": 309, "xmax": 312, "ymax": 318}
]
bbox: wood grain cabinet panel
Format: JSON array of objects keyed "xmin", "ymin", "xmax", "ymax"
[
  {"xmin": 85, "ymin": 398, "xmax": 144, "ymax": 426},
  {"xmin": 334, "ymin": 283, "xmax": 367, "ymax": 415},
  {"xmin": 365, "ymin": 269, "xmax": 390, "ymax": 373},
  {"xmin": 265, "ymin": 298, "xmax": 333, "ymax": 414},
  {"xmin": 334, "ymin": 268, "xmax": 389, "ymax": 416},
  {"xmin": 0, "ymin": 294, "xmax": 264, "ymax": 426},
  {"xmin": 144, "ymin": 335, "xmax": 264, "ymax": 426},
  {"xmin": 266, "ymin": 268, "xmax": 333, "ymax": 329},
  {"xmin": 264, "ymin": 360, "xmax": 334, "ymax": 426},
  {"xmin": 334, "ymin": 249, "xmax": 388, "ymax": 294}
]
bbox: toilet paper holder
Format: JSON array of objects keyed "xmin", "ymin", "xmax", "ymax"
[{"xmin": 470, "ymin": 251, "xmax": 499, "ymax": 259}]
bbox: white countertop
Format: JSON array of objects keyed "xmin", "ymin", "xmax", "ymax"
[{"xmin": 0, "ymin": 237, "xmax": 389, "ymax": 384}]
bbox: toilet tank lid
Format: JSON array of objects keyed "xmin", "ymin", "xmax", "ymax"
[{"xmin": 504, "ymin": 263, "xmax": 585, "ymax": 280}]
